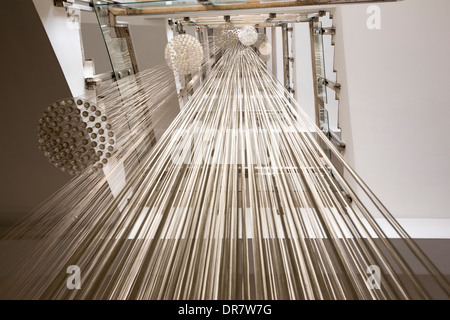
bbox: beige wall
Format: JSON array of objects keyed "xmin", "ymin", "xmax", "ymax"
[{"xmin": 0, "ymin": 0, "xmax": 71, "ymax": 225}]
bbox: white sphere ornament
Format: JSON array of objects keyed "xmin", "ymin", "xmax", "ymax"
[
  {"xmin": 238, "ymin": 25, "xmax": 258, "ymax": 46},
  {"xmin": 165, "ymin": 34, "xmax": 204, "ymax": 75},
  {"xmin": 258, "ymin": 42, "xmax": 272, "ymax": 56}
]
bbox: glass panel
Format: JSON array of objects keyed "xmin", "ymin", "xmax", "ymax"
[
  {"xmin": 178, "ymin": 15, "xmax": 312, "ymax": 27},
  {"xmin": 93, "ymin": 0, "xmax": 247, "ymax": 78},
  {"xmin": 94, "ymin": 0, "xmax": 245, "ymax": 9},
  {"xmin": 211, "ymin": 0, "xmax": 247, "ymax": 4},
  {"xmin": 260, "ymin": 0, "xmax": 296, "ymax": 3},
  {"xmin": 94, "ymin": 5, "xmax": 135, "ymax": 79}
]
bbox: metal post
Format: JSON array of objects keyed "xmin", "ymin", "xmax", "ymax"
[
  {"xmin": 309, "ymin": 18, "xmax": 321, "ymax": 127},
  {"xmin": 281, "ymin": 23, "xmax": 290, "ymax": 93}
]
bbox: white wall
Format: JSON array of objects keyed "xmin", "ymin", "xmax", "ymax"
[
  {"xmin": 33, "ymin": 0, "xmax": 85, "ymax": 97},
  {"xmin": 122, "ymin": 17, "xmax": 171, "ymax": 71},
  {"xmin": 80, "ymin": 13, "xmax": 112, "ymax": 74},
  {"xmin": 271, "ymin": 27, "xmax": 284, "ymax": 84},
  {"xmin": 293, "ymin": 22, "xmax": 316, "ymax": 124},
  {"xmin": 333, "ymin": 0, "xmax": 450, "ymax": 219}
]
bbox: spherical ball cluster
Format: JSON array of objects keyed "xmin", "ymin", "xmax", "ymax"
[
  {"xmin": 238, "ymin": 25, "xmax": 258, "ymax": 46},
  {"xmin": 217, "ymin": 26, "xmax": 240, "ymax": 48},
  {"xmin": 258, "ymin": 42, "xmax": 272, "ymax": 56},
  {"xmin": 37, "ymin": 98, "xmax": 116, "ymax": 175},
  {"xmin": 254, "ymin": 33, "xmax": 268, "ymax": 48},
  {"xmin": 165, "ymin": 34, "xmax": 204, "ymax": 75}
]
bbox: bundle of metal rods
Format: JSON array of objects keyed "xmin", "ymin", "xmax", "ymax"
[{"xmin": 0, "ymin": 44, "xmax": 448, "ymax": 300}]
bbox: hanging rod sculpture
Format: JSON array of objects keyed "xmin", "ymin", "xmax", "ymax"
[{"xmin": 0, "ymin": 44, "xmax": 448, "ymax": 300}]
